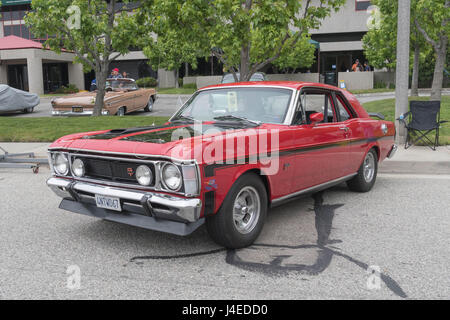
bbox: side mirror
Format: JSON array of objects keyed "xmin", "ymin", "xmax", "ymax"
[{"xmin": 310, "ymin": 112, "xmax": 324, "ymax": 124}]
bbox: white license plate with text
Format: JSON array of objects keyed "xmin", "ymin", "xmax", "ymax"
[{"xmin": 95, "ymin": 195, "xmax": 122, "ymax": 212}]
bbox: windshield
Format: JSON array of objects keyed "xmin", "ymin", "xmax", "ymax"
[
  {"xmin": 106, "ymin": 79, "xmax": 138, "ymax": 91},
  {"xmin": 172, "ymin": 87, "xmax": 293, "ymax": 124}
]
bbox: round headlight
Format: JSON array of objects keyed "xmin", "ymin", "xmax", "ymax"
[
  {"xmin": 54, "ymin": 153, "xmax": 69, "ymax": 175},
  {"xmin": 162, "ymin": 163, "xmax": 182, "ymax": 191},
  {"xmin": 72, "ymin": 158, "xmax": 85, "ymax": 177},
  {"xmin": 136, "ymin": 165, "xmax": 153, "ymax": 186}
]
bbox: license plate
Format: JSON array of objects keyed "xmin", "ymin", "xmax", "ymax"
[
  {"xmin": 72, "ymin": 107, "xmax": 83, "ymax": 113},
  {"xmin": 95, "ymin": 195, "xmax": 122, "ymax": 212}
]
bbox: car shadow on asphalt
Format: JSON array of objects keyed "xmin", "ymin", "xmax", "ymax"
[{"xmin": 74, "ymin": 183, "xmax": 407, "ymax": 298}]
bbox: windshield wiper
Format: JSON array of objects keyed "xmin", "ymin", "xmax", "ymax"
[
  {"xmin": 171, "ymin": 115, "xmax": 196, "ymax": 123},
  {"xmin": 213, "ymin": 115, "xmax": 261, "ymax": 126}
]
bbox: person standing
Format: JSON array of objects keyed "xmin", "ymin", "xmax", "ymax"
[
  {"xmin": 111, "ymin": 68, "xmax": 123, "ymax": 79},
  {"xmin": 352, "ymin": 59, "xmax": 360, "ymax": 72},
  {"xmin": 364, "ymin": 62, "xmax": 371, "ymax": 72}
]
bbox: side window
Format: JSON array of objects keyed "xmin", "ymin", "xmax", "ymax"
[
  {"xmin": 335, "ymin": 95, "xmax": 352, "ymax": 122},
  {"xmin": 302, "ymin": 92, "xmax": 335, "ymax": 123}
]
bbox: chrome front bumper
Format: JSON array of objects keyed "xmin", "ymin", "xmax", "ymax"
[
  {"xmin": 47, "ymin": 177, "xmax": 203, "ymax": 236},
  {"xmin": 52, "ymin": 110, "xmax": 109, "ymax": 116},
  {"xmin": 387, "ymin": 144, "xmax": 398, "ymax": 159}
]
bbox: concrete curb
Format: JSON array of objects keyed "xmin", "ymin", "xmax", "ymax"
[
  {"xmin": 379, "ymin": 161, "xmax": 450, "ymax": 175},
  {"xmin": 354, "ymin": 89, "xmax": 450, "ymax": 98}
]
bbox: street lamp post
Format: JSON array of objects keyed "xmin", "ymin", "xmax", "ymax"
[{"xmin": 395, "ymin": 0, "xmax": 411, "ymax": 145}]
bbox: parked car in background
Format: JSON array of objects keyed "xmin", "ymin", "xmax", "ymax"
[
  {"xmin": 0, "ymin": 84, "xmax": 40, "ymax": 115},
  {"xmin": 221, "ymin": 72, "xmax": 267, "ymax": 84},
  {"xmin": 51, "ymin": 78, "xmax": 157, "ymax": 116},
  {"xmin": 47, "ymin": 81, "xmax": 396, "ymax": 248}
]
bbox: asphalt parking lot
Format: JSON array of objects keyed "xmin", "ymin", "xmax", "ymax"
[{"xmin": 0, "ymin": 165, "xmax": 449, "ymax": 299}]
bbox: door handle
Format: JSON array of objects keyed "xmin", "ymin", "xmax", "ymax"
[{"xmin": 339, "ymin": 127, "xmax": 349, "ymax": 132}]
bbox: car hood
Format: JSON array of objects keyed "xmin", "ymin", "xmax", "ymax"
[
  {"xmin": 52, "ymin": 91, "xmax": 127, "ymax": 106},
  {"xmin": 49, "ymin": 122, "xmax": 278, "ymax": 164}
]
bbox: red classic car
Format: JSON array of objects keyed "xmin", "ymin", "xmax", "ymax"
[{"xmin": 47, "ymin": 82, "xmax": 397, "ymax": 248}]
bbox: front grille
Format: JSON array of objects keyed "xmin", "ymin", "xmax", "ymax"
[{"xmin": 71, "ymin": 156, "xmax": 156, "ymax": 186}]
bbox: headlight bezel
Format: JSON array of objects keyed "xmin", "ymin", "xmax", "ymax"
[
  {"xmin": 53, "ymin": 152, "xmax": 69, "ymax": 176},
  {"xmin": 161, "ymin": 162, "xmax": 183, "ymax": 192}
]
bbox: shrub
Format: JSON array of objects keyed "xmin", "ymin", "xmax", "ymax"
[
  {"xmin": 55, "ymin": 84, "xmax": 79, "ymax": 94},
  {"xmin": 136, "ymin": 77, "xmax": 157, "ymax": 88},
  {"xmin": 183, "ymin": 83, "xmax": 197, "ymax": 90}
]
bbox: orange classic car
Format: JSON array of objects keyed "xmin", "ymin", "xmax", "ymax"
[{"xmin": 51, "ymin": 78, "xmax": 157, "ymax": 116}]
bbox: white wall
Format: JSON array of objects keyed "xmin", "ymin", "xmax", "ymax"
[
  {"xmin": 309, "ymin": 0, "xmax": 370, "ymax": 35},
  {"xmin": 338, "ymin": 71, "xmax": 373, "ymax": 90},
  {"xmin": 68, "ymin": 62, "xmax": 86, "ymax": 91},
  {"xmin": 266, "ymin": 73, "xmax": 319, "ymax": 82},
  {"xmin": 0, "ymin": 64, "xmax": 7, "ymax": 84},
  {"xmin": 196, "ymin": 76, "xmax": 222, "ymax": 89},
  {"xmin": 158, "ymin": 69, "xmax": 177, "ymax": 88}
]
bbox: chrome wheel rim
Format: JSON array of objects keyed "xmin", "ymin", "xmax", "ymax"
[
  {"xmin": 233, "ymin": 186, "xmax": 260, "ymax": 234},
  {"xmin": 148, "ymin": 99, "xmax": 153, "ymax": 111},
  {"xmin": 363, "ymin": 152, "xmax": 375, "ymax": 183}
]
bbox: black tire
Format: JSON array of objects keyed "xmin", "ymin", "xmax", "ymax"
[
  {"xmin": 347, "ymin": 148, "xmax": 378, "ymax": 192},
  {"xmin": 23, "ymin": 107, "xmax": 34, "ymax": 114},
  {"xmin": 116, "ymin": 107, "xmax": 126, "ymax": 116},
  {"xmin": 144, "ymin": 97, "xmax": 154, "ymax": 112},
  {"xmin": 206, "ymin": 173, "xmax": 267, "ymax": 249}
]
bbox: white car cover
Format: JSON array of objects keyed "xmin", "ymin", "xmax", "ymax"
[{"xmin": 0, "ymin": 84, "xmax": 40, "ymax": 112}]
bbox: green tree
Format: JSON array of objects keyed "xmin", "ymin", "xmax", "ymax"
[
  {"xmin": 362, "ymin": 0, "xmax": 431, "ymax": 94},
  {"xmin": 414, "ymin": 0, "xmax": 449, "ymax": 101},
  {"xmin": 141, "ymin": 0, "xmax": 344, "ymax": 82},
  {"xmin": 26, "ymin": 0, "xmax": 141, "ymax": 116},
  {"xmin": 138, "ymin": 2, "xmax": 206, "ymax": 88}
]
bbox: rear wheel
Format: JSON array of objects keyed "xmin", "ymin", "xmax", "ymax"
[
  {"xmin": 144, "ymin": 97, "xmax": 154, "ymax": 112},
  {"xmin": 347, "ymin": 148, "xmax": 378, "ymax": 192},
  {"xmin": 23, "ymin": 107, "xmax": 34, "ymax": 114},
  {"xmin": 206, "ymin": 173, "xmax": 267, "ymax": 249},
  {"xmin": 116, "ymin": 107, "xmax": 126, "ymax": 116}
]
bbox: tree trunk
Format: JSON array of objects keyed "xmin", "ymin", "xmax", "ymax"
[
  {"xmin": 430, "ymin": 44, "xmax": 447, "ymax": 101},
  {"xmin": 174, "ymin": 69, "xmax": 179, "ymax": 88},
  {"xmin": 93, "ymin": 68, "xmax": 109, "ymax": 116},
  {"xmin": 185, "ymin": 62, "xmax": 189, "ymax": 77},
  {"xmin": 240, "ymin": 43, "xmax": 250, "ymax": 81},
  {"xmin": 411, "ymin": 42, "xmax": 420, "ymax": 96}
]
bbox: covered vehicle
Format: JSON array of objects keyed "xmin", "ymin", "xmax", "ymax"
[
  {"xmin": 47, "ymin": 81, "xmax": 397, "ymax": 249},
  {"xmin": 51, "ymin": 78, "xmax": 157, "ymax": 116},
  {"xmin": 0, "ymin": 84, "xmax": 40, "ymax": 114}
]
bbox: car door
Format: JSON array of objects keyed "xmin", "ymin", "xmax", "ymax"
[
  {"xmin": 333, "ymin": 92, "xmax": 366, "ymax": 174},
  {"xmin": 133, "ymin": 88, "xmax": 149, "ymax": 110},
  {"xmin": 289, "ymin": 88, "xmax": 350, "ymax": 192}
]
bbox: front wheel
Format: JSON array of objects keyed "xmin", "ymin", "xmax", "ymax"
[
  {"xmin": 116, "ymin": 107, "xmax": 126, "ymax": 116},
  {"xmin": 206, "ymin": 173, "xmax": 267, "ymax": 249},
  {"xmin": 23, "ymin": 107, "xmax": 34, "ymax": 114},
  {"xmin": 144, "ymin": 97, "xmax": 153, "ymax": 112},
  {"xmin": 347, "ymin": 148, "xmax": 378, "ymax": 192}
]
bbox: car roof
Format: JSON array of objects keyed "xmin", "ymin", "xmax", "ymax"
[{"xmin": 200, "ymin": 81, "xmax": 341, "ymax": 91}]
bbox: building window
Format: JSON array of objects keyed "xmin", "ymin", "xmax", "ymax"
[
  {"xmin": 355, "ymin": 0, "xmax": 371, "ymax": 11},
  {"xmin": 1, "ymin": 4, "xmax": 49, "ymax": 41}
]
